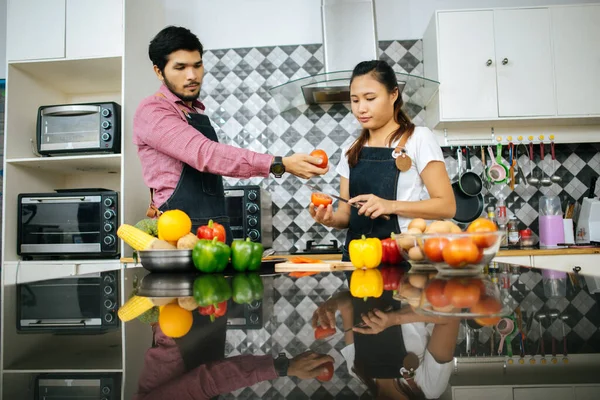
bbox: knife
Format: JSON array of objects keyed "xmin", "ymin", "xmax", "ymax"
[{"xmin": 305, "ymin": 184, "xmax": 390, "ymax": 221}]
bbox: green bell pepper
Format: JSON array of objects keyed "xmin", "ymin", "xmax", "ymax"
[
  {"xmin": 193, "ymin": 274, "xmax": 232, "ymax": 308},
  {"xmin": 230, "ymin": 238, "xmax": 263, "ymax": 272},
  {"xmin": 232, "ymin": 273, "xmax": 264, "ymax": 304},
  {"xmin": 192, "ymin": 237, "xmax": 231, "ymax": 273}
]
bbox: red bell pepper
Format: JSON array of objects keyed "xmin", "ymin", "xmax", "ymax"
[
  {"xmin": 381, "ymin": 233, "xmax": 403, "ymax": 264},
  {"xmin": 197, "ymin": 219, "xmax": 226, "ymax": 243},
  {"xmin": 198, "ymin": 300, "xmax": 228, "ymax": 322},
  {"xmin": 381, "ymin": 266, "xmax": 403, "ymax": 294}
]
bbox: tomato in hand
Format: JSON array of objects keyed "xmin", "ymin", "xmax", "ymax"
[
  {"xmin": 311, "ymin": 193, "xmax": 333, "ymax": 207},
  {"xmin": 467, "ymin": 218, "xmax": 498, "ymax": 248},
  {"xmin": 310, "ymin": 149, "xmax": 329, "ymax": 169},
  {"xmin": 423, "ymin": 237, "xmax": 449, "ymax": 263},
  {"xmin": 442, "ymin": 238, "xmax": 480, "ymax": 268},
  {"xmin": 316, "ymin": 361, "xmax": 334, "ymax": 382},
  {"xmin": 314, "ymin": 326, "xmax": 336, "ymax": 340},
  {"xmin": 443, "ymin": 278, "xmax": 481, "ymax": 308},
  {"xmin": 471, "ymin": 296, "xmax": 503, "ymax": 326},
  {"xmin": 425, "ymin": 279, "xmax": 450, "ymax": 308}
]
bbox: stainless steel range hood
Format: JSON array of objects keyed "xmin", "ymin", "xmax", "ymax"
[{"xmin": 268, "ymin": 0, "xmax": 439, "ymax": 115}]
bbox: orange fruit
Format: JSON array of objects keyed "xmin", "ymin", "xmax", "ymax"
[
  {"xmin": 158, "ymin": 303, "xmax": 193, "ymax": 338},
  {"xmin": 157, "ymin": 210, "xmax": 192, "ymax": 241},
  {"xmin": 467, "ymin": 218, "xmax": 498, "ymax": 248}
]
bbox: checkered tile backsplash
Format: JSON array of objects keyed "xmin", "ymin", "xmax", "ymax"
[{"xmin": 200, "ymin": 41, "xmax": 600, "ymax": 253}]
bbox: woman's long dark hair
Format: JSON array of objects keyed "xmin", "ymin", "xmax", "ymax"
[
  {"xmin": 352, "ymin": 359, "xmax": 425, "ymax": 400},
  {"xmin": 346, "ymin": 60, "xmax": 415, "ymax": 168}
]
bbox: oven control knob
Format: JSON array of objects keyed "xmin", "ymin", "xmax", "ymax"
[
  {"xmin": 248, "ymin": 300, "xmax": 261, "ymax": 310},
  {"xmin": 104, "ymin": 285, "xmax": 114, "ymax": 295},
  {"xmin": 104, "ymin": 209, "xmax": 116, "ymax": 220},
  {"xmin": 104, "ymin": 313, "xmax": 114, "ymax": 323},
  {"xmin": 248, "ymin": 229, "xmax": 260, "ymax": 241},
  {"xmin": 104, "ymin": 235, "xmax": 116, "ymax": 246},
  {"xmin": 246, "ymin": 203, "xmax": 259, "ymax": 214},
  {"xmin": 102, "ymin": 386, "xmax": 111, "ymax": 395},
  {"xmin": 248, "ymin": 217, "xmax": 258, "ymax": 227},
  {"xmin": 247, "ymin": 190, "xmax": 258, "ymax": 201},
  {"xmin": 104, "ymin": 299, "xmax": 115, "ymax": 310},
  {"xmin": 249, "ymin": 313, "xmax": 259, "ymax": 324},
  {"xmin": 103, "ymin": 274, "xmax": 115, "ymax": 283},
  {"xmin": 101, "ymin": 132, "xmax": 111, "ymax": 142},
  {"xmin": 101, "ymin": 108, "xmax": 112, "ymax": 117},
  {"xmin": 103, "ymin": 198, "xmax": 114, "ymax": 207},
  {"xmin": 103, "ymin": 223, "xmax": 113, "ymax": 233},
  {"xmin": 101, "ymin": 120, "xmax": 112, "ymax": 129}
]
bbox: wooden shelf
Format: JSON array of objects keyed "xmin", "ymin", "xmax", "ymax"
[
  {"xmin": 497, "ymin": 248, "xmax": 600, "ymax": 256},
  {"xmin": 9, "ymin": 56, "xmax": 122, "ymax": 95},
  {"xmin": 6, "ymin": 154, "xmax": 122, "ymax": 174}
]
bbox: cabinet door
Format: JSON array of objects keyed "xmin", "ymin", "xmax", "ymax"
[
  {"xmin": 66, "ymin": 0, "xmax": 123, "ymax": 59},
  {"xmin": 454, "ymin": 387, "xmax": 512, "ymax": 400},
  {"xmin": 574, "ymin": 386, "xmax": 600, "ymax": 400},
  {"xmin": 494, "ymin": 8, "xmax": 556, "ymax": 117},
  {"xmin": 552, "ymin": 5, "xmax": 600, "ymax": 116},
  {"xmin": 437, "ymin": 11, "xmax": 498, "ymax": 120},
  {"xmin": 6, "ymin": 0, "xmax": 66, "ymax": 61},
  {"xmin": 514, "ymin": 387, "xmax": 573, "ymax": 400}
]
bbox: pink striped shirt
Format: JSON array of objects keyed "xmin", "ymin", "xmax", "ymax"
[{"xmin": 133, "ymin": 84, "xmax": 273, "ymax": 208}]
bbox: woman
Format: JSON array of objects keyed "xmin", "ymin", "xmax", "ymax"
[{"xmin": 309, "ymin": 60, "xmax": 455, "ymax": 261}]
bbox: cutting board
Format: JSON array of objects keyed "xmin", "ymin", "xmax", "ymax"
[{"xmin": 275, "ymin": 261, "xmax": 355, "ymax": 272}]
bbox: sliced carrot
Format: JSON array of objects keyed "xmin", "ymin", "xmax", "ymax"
[
  {"xmin": 289, "ymin": 271, "xmax": 319, "ymax": 278},
  {"xmin": 290, "ymin": 256, "xmax": 322, "ymax": 264}
]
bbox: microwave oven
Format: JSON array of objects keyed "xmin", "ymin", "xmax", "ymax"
[
  {"xmin": 37, "ymin": 102, "xmax": 121, "ymax": 156},
  {"xmin": 17, "ymin": 189, "xmax": 119, "ymax": 259},
  {"xmin": 223, "ymin": 185, "xmax": 272, "ymax": 247}
]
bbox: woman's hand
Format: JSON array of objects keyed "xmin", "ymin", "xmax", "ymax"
[
  {"xmin": 311, "ymin": 296, "xmax": 339, "ymax": 330},
  {"xmin": 309, "ymin": 203, "xmax": 335, "ymax": 226},
  {"xmin": 348, "ymin": 194, "xmax": 395, "ymax": 219},
  {"xmin": 352, "ymin": 308, "xmax": 395, "ymax": 335}
]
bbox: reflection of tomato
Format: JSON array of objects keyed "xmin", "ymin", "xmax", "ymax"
[
  {"xmin": 443, "ymin": 278, "xmax": 481, "ymax": 308},
  {"xmin": 423, "ymin": 237, "xmax": 449, "ymax": 262},
  {"xmin": 442, "ymin": 238, "xmax": 480, "ymax": 268},
  {"xmin": 471, "ymin": 296, "xmax": 503, "ymax": 326},
  {"xmin": 314, "ymin": 326, "xmax": 336, "ymax": 340},
  {"xmin": 425, "ymin": 279, "xmax": 450, "ymax": 308},
  {"xmin": 311, "ymin": 193, "xmax": 333, "ymax": 207},
  {"xmin": 310, "ymin": 149, "xmax": 329, "ymax": 169},
  {"xmin": 317, "ymin": 361, "xmax": 334, "ymax": 381},
  {"xmin": 467, "ymin": 218, "xmax": 498, "ymax": 248}
]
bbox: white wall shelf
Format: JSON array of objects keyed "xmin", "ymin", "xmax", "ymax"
[{"xmin": 6, "ymin": 154, "xmax": 122, "ymax": 175}]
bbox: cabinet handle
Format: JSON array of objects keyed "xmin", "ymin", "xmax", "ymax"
[
  {"xmin": 486, "ymin": 59, "xmax": 493, "ymax": 66},
  {"xmin": 502, "ymin": 58, "xmax": 509, "ymax": 65}
]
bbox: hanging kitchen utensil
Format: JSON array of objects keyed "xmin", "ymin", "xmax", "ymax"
[
  {"xmin": 560, "ymin": 315, "xmax": 569, "ymax": 364},
  {"xmin": 496, "ymin": 317, "xmax": 514, "ymax": 355},
  {"xmin": 487, "ymin": 145, "xmax": 507, "ymax": 183},
  {"xmin": 508, "ymin": 142, "xmax": 515, "ymax": 190},
  {"xmin": 527, "ymin": 141, "xmax": 540, "ymax": 187},
  {"xmin": 550, "ymin": 141, "xmax": 562, "ymax": 184},
  {"xmin": 480, "ymin": 146, "xmax": 490, "ymax": 190},
  {"xmin": 452, "ymin": 158, "xmax": 485, "ymax": 225},
  {"xmin": 459, "ymin": 147, "xmax": 483, "ymax": 196},
  {"xmin": 540, "ymin": 142, "xmax": 552, "ymax": 187},
  {"xmin": 517, "ymin": 144, "xmax": 528, "ymax": 187}
]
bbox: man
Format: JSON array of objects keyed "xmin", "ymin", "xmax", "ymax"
[{"xmin": 134, "ymin": 26, "xmax": 327, "ymax": 243}]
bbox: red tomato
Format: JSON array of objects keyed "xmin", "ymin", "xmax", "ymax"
[
  {"xmin": 443, "ymin": 278, "xmax": 481, "ymax": 308},
  {"xmin": 423, "ymin": 237, "xmax": 449, "ymax": 263},
  {"xmin": 442, "ymin": 238, "xmax": 481, "ymax": 268},
  {"xmin": 310, "ymin": 149, "xmax": 329, "ymax": 169},
  {"xmin": 471, "ymin": 296, "xmax": 503, "ymax": 326},
  {"xmin": 466, "ymin": 218, "xmax": 498, "ymax": 248},
  {"xmin": 314, "ymin": 326, "xmax": 336, "ymax": 340},
  {"xmin": 311, "ymin": 193, "xmax": 333, "ymax": 207},
  {"xmin": 424, "ymin": 279, "xmax": 450, "ymax": 308},
  {"xmin": 316, "ymin": 361, "xmax": 334, "ymax": 382}
]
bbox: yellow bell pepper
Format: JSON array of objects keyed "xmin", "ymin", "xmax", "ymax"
[
  {"xmin": 349, "ymin": 235, "xmax": 382, "ymax": 269},
  {"xmin": 350, "ymin": 269, "xmax": 384, "ymax": 301}
]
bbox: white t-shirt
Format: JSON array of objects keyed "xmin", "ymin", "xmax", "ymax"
[
  {"xmin": 336, "ymin": 126, "xmax": 445, "ymax": 233},
  {"xmin": 340, "ymin": 322, "xmax": 453, "ymax": 399}
]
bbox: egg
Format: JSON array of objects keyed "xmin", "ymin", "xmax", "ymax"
[
  {"xmin": 408, "ymin": 218, "xmax": 427, "ymax": 233},
  {"xmin": 426, "ymin": 220, "xmax": 452, "ymax": 234},
  {"xmin": 398, "ymin": 284, "xmax": 422, "ymax": 302},
  {"xmin": 432, "ymin": 304, "xmax": 455, "ymax": 313},
  {"xmin": 408, "ymin": 246, "xmax": 425, "ymax": 261},
  {"xmin": 397, "ymin": 234, "xmax": 416, "ymax": 250},
  {"xmin": 408, "ymin": 274, "xmax": 428, "ymax": 289}
]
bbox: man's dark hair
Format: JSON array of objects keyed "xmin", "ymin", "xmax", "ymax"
[{"xmin": 148, "ymin": 26, "xmax": 204, "ymax": 72}]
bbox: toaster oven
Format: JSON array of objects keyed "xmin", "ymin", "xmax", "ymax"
[{"xmin": 224, "ymin": 185, "xmax": 272, "ymax": 247}]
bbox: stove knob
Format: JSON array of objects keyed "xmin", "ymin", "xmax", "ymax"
[
  {"xmin": 249, "ymin": 313, "xmax": 259, "ymax": 324},
  {"xmin": 104, "ymin": 313, "xmax": 114, "ymax": 323},
  {"xmin": 103, "ymin": 197, "xmax": 114, "ymax": 207},
  {"xmin": 248, "ymin": 229, "xmax": 260, "ymax": 241},
  {"xmin": 246, "ymin": 203, "xmax": 259, "ymax": 214},
  {"xmin": 101, "ymin": 132, "xmax": 111, "ymax": 142},
  {"xmin": 101, "ymin": 120, "xmax": 112, "ymax": 129},
  {"xmin": 248, "ymin": 217, "xmax": 258, "ymax": 227},
  {"xmin": 104, "ymin": 299, "xmax": 115, "ymax": 310},
  {"xmin": 104, "ymin": 285, "xmax": 114, "ymax": 295},
  {"xmin": 103, "ymin": 235, "xmax": 116, "ymax": 246},
  {"xmin": 247, "ymin": 190, "xmax": 257, "ymax": 201},
  {"xmin": 104, "ymin": 209, "xmax": 116, "ymax": 220},
  {"xmin": 101, "ymin": 108, "xmax": 112, "ymax": 117},
  {"xmin": 103, "ymin": 223, "xmax": 113, "ymax": 233}
]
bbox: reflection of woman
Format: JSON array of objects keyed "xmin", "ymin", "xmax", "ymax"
[
  {"xmin": 313, "ymin": 290, "xmax": 459, "ymax": 399},
  {"xmin": 310, "ymin": 60, "xmax": 455, "ymax": 261}
]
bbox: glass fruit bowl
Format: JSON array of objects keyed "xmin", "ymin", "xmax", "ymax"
[{"xmin": 395, "ymin": 231, "xmax": 505, "ymax": 274}]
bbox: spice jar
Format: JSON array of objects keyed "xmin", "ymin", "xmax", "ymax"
[
  {"xmin": 508, "ymin": 216, "xmax": 519, "ymax": 246},
  {"xmin": 519, "ymin": 228, "xmax": 535, "ymax": 247}
]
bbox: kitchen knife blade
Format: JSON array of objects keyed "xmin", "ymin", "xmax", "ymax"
[{"xmin": 305, "ymin": 183, "xmax": 390, "ymax": 220}]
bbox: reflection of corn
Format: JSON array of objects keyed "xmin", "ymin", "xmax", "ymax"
[{"xmin": 118, "ymin": 295, "xmax": 154, "ymax": 322}]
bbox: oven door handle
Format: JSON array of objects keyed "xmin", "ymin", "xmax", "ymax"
[
  {"xmin": 41, "ymin": 105, "xmax": 100, "ymax": 116},
  {"xmin": 26, "ymin": 197, "xmax": 87, "ymax": 202},
  {"xmin": 29, "ymin": 321, "xmax": 87, "ymax": 327}
]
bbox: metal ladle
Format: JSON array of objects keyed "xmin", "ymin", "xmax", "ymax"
[
  {"xmin": 540, "ymin": 142, "xmax": 552, "ymax": 187},
  {"xmin": 550, "ymin": 141, "xmax": 562, "ymax": 184},
  {"xmin": 527, "ymin": 142, "xmax": 540, "ymax": 187}
]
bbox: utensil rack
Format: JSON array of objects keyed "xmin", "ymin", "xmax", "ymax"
[{"xmin": 444, "ymin": 128, "xmax": 560, "ymax": 148}]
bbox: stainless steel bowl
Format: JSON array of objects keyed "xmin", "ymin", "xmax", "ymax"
[
  {"xmin": 137, "ymin": 272, "xmax": 197, "ymax": 297},
  {"xmin": 138, "ymin": 249, "xmax": 195, "ymax": 272}
]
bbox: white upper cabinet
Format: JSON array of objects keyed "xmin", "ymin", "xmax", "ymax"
[
  {"xmin": 494, "ymin": 8, "xmax": 555, "ymax": 117},
  {"xmin": 7, "ymin": 0, "xmax": 66, "ymax": 61},
  {"xmin": 66, "ymin": 0, "xmax": 123, "ymax": 59},
  {"xmin": 552, "ymin": 5, "xmax": 600, "ymax": 116}
]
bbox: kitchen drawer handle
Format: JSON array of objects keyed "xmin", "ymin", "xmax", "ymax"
[
  {"xmin": 486, "ymin": 59, "xmax": 492, "ymax": 66},
  {"xmin": 502, "ymin": 58, "xmax": 509, "ymax": 65}
]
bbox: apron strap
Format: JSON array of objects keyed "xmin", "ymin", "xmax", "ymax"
[{"xmin": 392, "ymin": 131, "xmax": 410, "ymax": 157}]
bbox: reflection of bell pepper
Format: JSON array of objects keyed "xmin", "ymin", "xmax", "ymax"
[
  {"xmin": 197, "ymin": 219, "xmax": 226, "ymax": 243},
  {"xmin": 232, "ymin": 273, "xmax": 264, "ymax": 304},
  {"xmin": 231, "ymin": 238, "xmax": 263, "ymax": 272},
  {"xmin": 350, "ymin": 269, "xmax": 383, "ymax": 301},
  {"xmin": 381, "ymin": 266, "xmax": 403, "ymax": 294},
  {"xmin": 349, "ymin": 235, "xmax": 382, "ymax": 269},
  {"xmin": 193, "ymin": 275, "xmax": 232, "ymax": 311},
  {"xmin": 198, "ymin": 301, "xmax": 228, "ymax": 322},
  {"xmin": 192, "ymin": 237, "xmax": 231, "ymax": 273},
  {"xmin": 381, "ymin": 233, "xmax": 403, "ymax": 264}
]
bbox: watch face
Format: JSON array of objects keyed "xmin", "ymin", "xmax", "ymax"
[{"xmin": 271, "ymin": 164, "xmax": 285, "ymax": 175}]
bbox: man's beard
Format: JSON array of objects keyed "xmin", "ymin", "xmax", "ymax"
[{"xmin": 164, "ymin": 76, "xmax": 200, "ymax": 102}]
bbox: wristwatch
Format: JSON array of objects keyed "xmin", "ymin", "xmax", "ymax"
[
  {"xmin": 273, "ymin": 352, "xmax": 289, "ymax": 376},
  {"xmin": 270, "ymin": 156, "xmax": 285, "ymax": 178}
]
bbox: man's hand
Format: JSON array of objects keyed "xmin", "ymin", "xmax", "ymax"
[
  {"xmin": 288, "ymin": 352, "xmax": 335, "ymax": 380},
  {"xmin": 347, "ymin": 194, "xmax": 395, "ymax": 219},
  {"xmin": 283, "ymin": 154, "xmax": 329, "ymax": 179}
]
